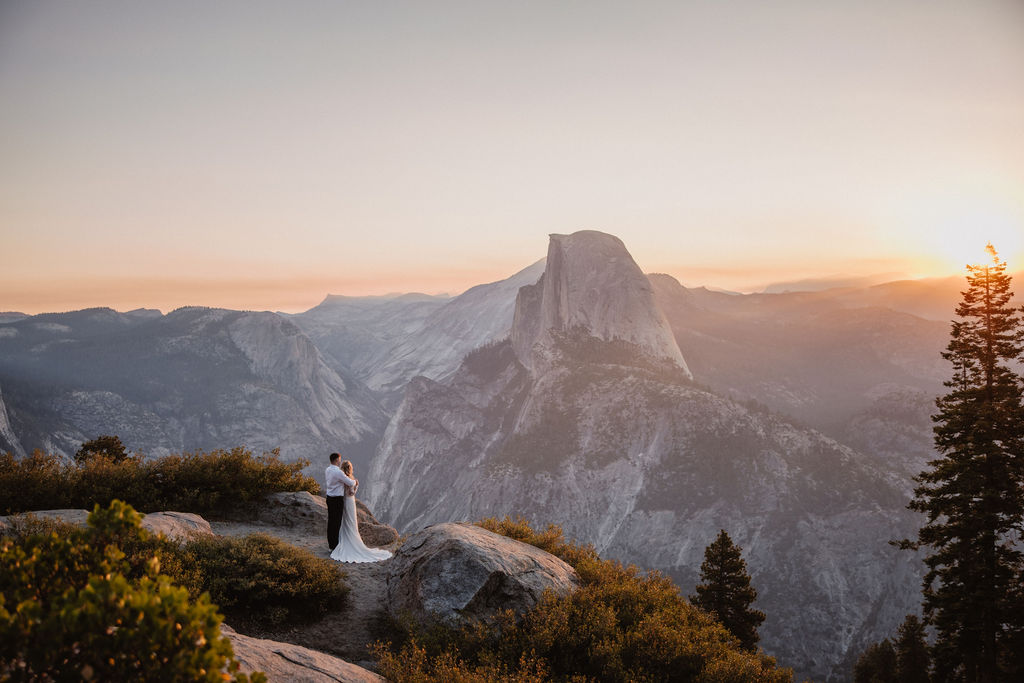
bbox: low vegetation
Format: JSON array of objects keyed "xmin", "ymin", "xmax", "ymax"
[
  {"xmin": 2, "ymin": 511, "xmax": 347, "ymax": 631},
  {"xmin": 0, "ymin": 443, "xmax": 318, "ymax": 515},
  {"xmin": 0, "ymin": 500, "xmax": 265, "ymax": 682},
  {"xmin": 175, "ymin": 533, "xmax": 348, "ymax": 629},
  {"xmin": 373, "ymin": 516, "xmax": 792, "ymax": 683}
]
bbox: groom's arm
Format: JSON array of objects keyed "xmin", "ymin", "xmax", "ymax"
[{"xmin": 325, "ymin": 468, "xmax": 343, "ymax": 491}]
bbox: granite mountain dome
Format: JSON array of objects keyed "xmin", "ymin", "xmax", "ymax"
[
  {"xmin": 367, "ymin": 231, "xmax": 921, "ymax": 682},
  {"xmin": 512, "ymin": 231, "xmax": 690, "ymax": 376}
]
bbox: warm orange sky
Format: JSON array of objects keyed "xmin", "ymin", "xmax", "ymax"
[{"xmin": 2, "ymin": 1, "xmax": 1023, "ymax": 314}]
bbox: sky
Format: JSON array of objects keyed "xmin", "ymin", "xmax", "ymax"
[{"xmin": 2, "ymin": 1, "xmax": 1023, "ymax": 314}]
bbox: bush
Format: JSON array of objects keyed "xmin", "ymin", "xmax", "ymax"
[
  {"xmin": 374, "ymin": 517, "xmax": 793, "ymax": 682},
  {"xmin": 0, "ymin": 500, "xmax": 263, "ymax": 682},
  {"xmin": 0, "ymin": 451, "xmax": 74, "ymax": 513},
  {"xmin": 0, "ymin": 513, "xmax": 346, "ymax": 631},
  {"xmin": 476, "ymin": 515, "xmax": 605, "ymax": 581},
  {"xmin": 0, "ymin": 446, "xmax": 318, "ymax": 515},
  {"xmin": 175, "ymin": 533, "xmax": 349, "ymax": 628},
  {"xmin": 75, "ymin": 434, "xmax": 130, "ymax": 464}
]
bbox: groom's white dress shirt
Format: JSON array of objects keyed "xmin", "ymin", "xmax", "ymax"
[{"xmin": 325, "ymin": 465, "xmax": 356, "ymax": 497}]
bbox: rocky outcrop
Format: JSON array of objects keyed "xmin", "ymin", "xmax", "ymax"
[
  {"xmin": 0, "ymin": 508, "xmax": 213, "ymax": 541},
  {"xmin": 512, "ymin": 231, "xmax": 689, "ymax": 376},
  {"xmin": 386, "ymin": 522, "xmax": 579, "ymax": 626},
  {"xmin": 0, "ymin": 509, "xmax": 90, "ymax": 534},
  {"xmin": 141, "ymin": 511, "xmax": 214, "ymax": 539},
  {"xmin": 239, "ymin": 491, "xmax": 398, "ymax": 547},
  {"xmin": 0, "ymin": 382, "xmax": 26, "ymax": 458},
  {"xmin": 221, "ymin": 625, "xmax": 386, "ymax": 683}
]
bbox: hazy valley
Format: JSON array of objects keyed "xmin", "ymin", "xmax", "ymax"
[{"xmin": 0, "ymin": 231, "xmax": 1010, "ymax": 681}]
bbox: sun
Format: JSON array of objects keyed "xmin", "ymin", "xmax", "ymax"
[
  {"xmin": 932, "ymin": 213, "xmax": 1021, "ymax": 270},
  {"xmin": 897, "ymin": 195, "xmax": 1024, "ymax": 276}
]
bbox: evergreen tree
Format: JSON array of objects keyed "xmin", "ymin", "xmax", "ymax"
[
  {"xmin": 688, "ymin": 529, "xmax": 765, "ymax": 651},
  {"xmin": 75, "ymin": 434, "xmax": 130, "ymax": 464},
  {"xmin": 855, "ymin": 639, "xmax": 897, "ymax": 683},
  {"xmin": 906, "ymin": 244, "xmax": 1024, "ymax": 682},
  {"xmin": 895, "ymin": 614, "xmax": 930, "ymax": 683}
]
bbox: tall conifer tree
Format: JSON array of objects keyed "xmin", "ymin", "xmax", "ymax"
[
  {"xmin": 854, "ymin": 640, "xmax": 897, "ymax": 683},
  {"xmin": 895, "ymin": 614, "xmax": 930, "ymax": 683},
  {"xmin": 907, "ymin": 244, "xmax": 1024, "ymax": 682},
  {"xmin": 689, "ymin": 529, "xmax": 765, "ymax": 651}
]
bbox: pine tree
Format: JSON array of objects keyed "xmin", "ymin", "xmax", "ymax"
[
  {"xmin": 906, "ymin": 244, "xmax": 1024, "ymax": 683},
  {"xmin": 688, "ymin": 529, "xmax": 765, "ymax": 651},
  {"xmin": 854, "ymin": 639, "xmax": 897, "ymax": 683},
  {"xmin": 894, "ymin": 614, "xmax": 930, "ymax": 683}
]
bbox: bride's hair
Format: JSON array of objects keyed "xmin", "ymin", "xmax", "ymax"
[{"xmin": 341, "ymin": 460, "xmax": 353, "ymax": 476}]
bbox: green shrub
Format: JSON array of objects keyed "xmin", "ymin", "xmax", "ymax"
[
  {"xmin": 373, "ymin": 641, "xmax": 552, "ymax": 683},
  {"xmin": 374, "ymin": 517, "xmax": 793, "ymax": 683},
  {"xmin": 0, "ymin": 451, "xmax": 74, "ymax": 513},
  {"xmin": 0, "ymin": 500, "xmax": 263, "ymax": 682},
  {"xmin": 0, "ymin": 510, "xmax": 346, "ymax": 631},
  {"xmin": 175, "ymin": 533, "xmax": 349, "ymax": 628},
  {"xmin": 75, "ymin": 434, "xmax": 130, "ymax": 464},
  {"xmin": 0, "ymin": 446, "xmax": 318, "ymax": 515},
  {"xmin": 476, "ymin": 515, "xmax": 601, "ymax": 573}
]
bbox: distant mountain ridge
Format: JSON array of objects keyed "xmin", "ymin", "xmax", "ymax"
[
  {"xmin": 649, "ymin": 274, "xmax": 949, "ymax": 484},
  {"xmin": 0, "ymin": 306, "xmax": 387, "ymax": 471},
  {"xmin": 291, "ymin": 260, "xmax": 545, "ymax": 405}
]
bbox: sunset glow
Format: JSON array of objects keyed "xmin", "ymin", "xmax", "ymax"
[{"xmin": 2, "ymin": 1, "xmax": 1023, "ymax": 314}]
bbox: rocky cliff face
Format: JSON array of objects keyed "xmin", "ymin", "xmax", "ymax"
[
  {"xmin": 512, "ymin": 232, "xmax": 688, "ymax": 376},
  {"xmin": 293, "ymin": 260, "xmax": 545, "ymax": 404},
  {"xmin": 368, "ymin": 231, "xmax": 922, "ymax": 682},
  {"xmin": 0, "ymin": 307, "xmax": 387, "ymax": 471},
  {"xmin": 0, "ymin": 382, "xmax": 26, "ymax": 458}
]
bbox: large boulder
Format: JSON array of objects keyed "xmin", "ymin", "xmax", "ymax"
[
  {"xmin": 0, "ymin": 509, "xmax": 213, "ymax": 541},
  {"xmin": 140, "ymin": 511, "xmax": 213, "ymax": 540},
  {"xmin": 0, "ymin": 509, "xmax": 90, "ymax": 532},
  {"xmin": 386, "ymin": 522, "xmax": 579, "ymax": 626},
  {"xmin": 221, "ymin": 624, "xmax": 385, "ymax": 683},
  {"xmin": 248, "ymin": 491, "xmax": 398, "ymax": 547}
]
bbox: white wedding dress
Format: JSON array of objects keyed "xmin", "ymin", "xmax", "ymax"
[{"xmin": 330, "ymin": 494, "xmax": 392, "ymax": 563}]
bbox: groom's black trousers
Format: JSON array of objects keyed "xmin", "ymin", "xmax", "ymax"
[{"xmin": 326, "ymin": 494, "xmax": 345, "ymax": 550}]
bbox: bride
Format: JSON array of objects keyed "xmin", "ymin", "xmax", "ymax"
[{"xmin": 330, "ymin": 460, "xmax": 392, "ymax": 563}]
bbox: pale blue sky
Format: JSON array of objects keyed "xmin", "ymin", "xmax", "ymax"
[{"xmin": 2, "ymin": 1, "xmax": 1023, "ymax": 312}]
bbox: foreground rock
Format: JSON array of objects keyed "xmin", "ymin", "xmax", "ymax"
[
  {"xmin": 221, "ymin": 625, "xmax": 385, "ymax": 683},
  {"xmin": 0, "ymin": 509, "xmax": 213, "ymax": 541},
  {"xmin": 242, "ymin": 491, "xmax": 399, "ymax": 547},
  {"xmin": 386, "ymin": 522, "xmax": 578, "ymax": 626},
  {"xmin": 140, "ymin": 511, "xmax": 215, "ymax": 539}
]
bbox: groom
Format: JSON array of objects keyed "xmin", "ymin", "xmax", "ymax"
[{"xmin": 325, "ymin": 452, "xmax": 356, "ymax": 550}]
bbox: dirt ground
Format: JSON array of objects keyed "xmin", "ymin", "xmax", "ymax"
[{"xmin": 209, "ymin": 520, "xmax": 398, "ymax": 670}]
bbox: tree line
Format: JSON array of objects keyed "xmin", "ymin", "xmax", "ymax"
[{"xmin": 856, "ymin": 245, "xmax": 1024, "ymax": 682}]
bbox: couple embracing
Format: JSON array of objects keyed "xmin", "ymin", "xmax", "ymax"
[{"xmin": 325, "ymin": 452, "xmax": 392, "ymax": 563}]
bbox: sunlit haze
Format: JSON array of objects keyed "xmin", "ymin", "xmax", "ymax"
[{"xmin": 2, "ymin": 1, "xmax": 1023, "ymax": 314}]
